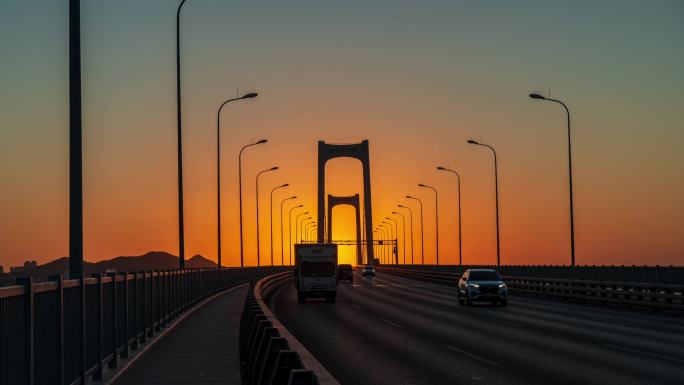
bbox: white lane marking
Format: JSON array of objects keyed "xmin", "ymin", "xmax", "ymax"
[
  {"xmin": 445, "ymin": 345, "xmax": 499, "ymax": 366},
  {"xmin": 602, "ymin": 343, "xmax": 684, "ymax": 364},
  {"xmin": 352, "ymin": 304, "xmax": 364, "ymax": 311},
  {"xmin": 380, "ymin": 318, "xmax": 402, "ymax": 328},
  {"xmin": 486, "ymin": 317, "xmax": 522, "ymax": 328},
  {"xmin": 352, "ymin": 283, "xmax": 436, "ymax": 287}
]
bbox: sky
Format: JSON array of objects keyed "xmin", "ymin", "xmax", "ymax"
[{"xmin": 1, "ymin": 0, "xmax": 682, "ymax": 268}]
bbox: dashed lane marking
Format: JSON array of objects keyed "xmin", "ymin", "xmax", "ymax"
[{"xmin": 445, "ymin": 345, "xmax": 499, "ymax": 366}]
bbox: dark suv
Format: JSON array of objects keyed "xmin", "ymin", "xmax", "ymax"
[
  {"xmin": 458, "ymin": 269, "xmax": 508, "ymax": 306},
  {"xmin": 338, "ymin": 264, "xmax": 353, "ymax": 283}
]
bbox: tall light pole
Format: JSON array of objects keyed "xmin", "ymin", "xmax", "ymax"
[
  {"xmin": 270, "ymin": 183, "xmax": 289, "ymax": 266},
  {"xmin": 418, "ymin": 184, "xmax": 439, "ymax": 265},
  {"xmin": 437, "ymin": 166, "xmax": 463, "ymax": 266},
  {"xmin": 530, "ymin": 93, "xmax": 576, "ymax": 266},
  {"xmin": 398, "ymin": 205, "xmax": 414, "ymax": 264},
  {"xmin": 468, "ymin": 139, "xmax": 501, "ymax": 266},
  {"xmin": 216, "ymin": 92, "xmax": 258, "ymax": 268},
  {"xmin": 304, "ymin": 222, "xmax": 313, "ymax": 242},
  {"xmin": 256, "ymin": 166, "xmax": 279, "ymax": 266},
  {"xmin": 294, "ymin": 212, "xmax": 309, "ymax": 255},
  {"xmin": 392, "ymin": 212, "xmax": 406, "ymax": 264},
  {"xmin": 378, "ymin": 224, "xmax": 387, "ymax": 263},
  {"xmin": 176, "ymin": 0, "xmax": 188, "ymax": 269},
  {"xmin": 406, "ymin": 195, "xmax": 425, "ymax": 264},
  {"xmin": 298, "ymin": 216, "xmax": 312, "ymax": 243},
  {"xmin": 280, "ymin": 196, "xmax": 297, "ymax": 265},
  {"xmin": 238, "ymin": 139, "xmax": 267, "ymax": 267},
  {"xmin": 289, "ymin": 207, "xmax": 305, "ymax": 264},
  {"xmin": 382, "ymin": 222, "xmax": 394, "ymax": 264},
  {"xmin": 69, "ymin": 0, "xmax": 83, "ymax": 278},
  {"xmin": 309, "ymin": 225, "xmax": 317, "ymax": 242},
  {"xmin": 385, "ymin": 217, "xmax": 399, "ymax": 264}
]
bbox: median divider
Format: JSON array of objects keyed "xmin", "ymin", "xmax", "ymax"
[
  {"xmin": 376, "ymin": 266, "xmax": 684, "ymax": 312},
  {"xmin": 240, "ymin": 272, "xmax": 340, "ymax": 385}
]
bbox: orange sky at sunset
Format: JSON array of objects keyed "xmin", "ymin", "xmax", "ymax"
[{"xmin": 1, "ymin": 0, "xmax": 682, "ymax": 269}]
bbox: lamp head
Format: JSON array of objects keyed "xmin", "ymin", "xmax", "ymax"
[
  {"xmin": 270, "ymin": 166, "xmax": 279, "ymax": 171},
  {"xmin": 392, "ymin": 211, "xmax": 398, "ymax": 214},
  {"xmin": 398, "ymin": 204, "xmax": 406, "ymax": 208},
  {"xmin": 418, "ymin": 183, "xmax": 426, "ymax": 187},
  {"xmin": 302, "ymin": 211, "xmax": 309, "ymax": 215},
  {"xmin": 296, "ymin": 204, "xmax": 303, "ymax": 208},
  {"xmin": 406, "ymin": 195, "xmax": 413, "ymax": 199},
  {"xmin": 290, "ymin": 195, "xmax": 297, "ymax": 199},
  {"xmin": 256, "ymin": 139, "xmax": 268, "ymax": 144},
  {"xmin": 529, "ymin": 93, "xmax": 546, "ymax": 100},
  {"xmin": 241, "ymin": 92, "xmax": 258, "ymax": 99},
  {"xmin": 282, "ymin": 183, "xmax": 289, "ymax": 187},
  {"xmin": 467, "ymin": 139, "xmax": 479, "ymax": 145},
  {"xmin": 437, "ymin": 166, "xmax": 446, "ymax": 171}
]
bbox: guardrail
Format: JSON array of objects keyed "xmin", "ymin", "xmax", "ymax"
[
  {"xmin": 377, "ymin": 266, "xmax": 684, "ymax": 312},
  {"xmin": 378, "ymin": 263, "xmax": 684, "ymax": 284},
  {"xmin": 0, "ymin": 266, "xmax": 287, "ymax": 385},
  {"xmin": 240, "ymin": 271, "xmax": 340, "ymax": 385}
]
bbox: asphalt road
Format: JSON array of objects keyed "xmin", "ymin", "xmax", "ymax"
[{"xmin": 270, "ymin": 271, "xmax": 684, "ymax": 385}]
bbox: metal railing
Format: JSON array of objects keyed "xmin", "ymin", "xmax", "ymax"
[
  {"xmin": 377, "ymin": 264, "xmax": 684, "ymax": 284},
  {"xmin": 240, "ymin": 271, "xmax": 340, "ymax": 385},
  {"xmin": 0, "ymin": 266, "xmax": 287, "ymax": 385},
  {"xmin": 376, "ymin": 266, "xmax": 684, "ymax": 312}
]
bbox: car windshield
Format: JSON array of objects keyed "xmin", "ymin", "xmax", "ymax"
[
  {"xmin": 469, "ymin": 271, "xmax": 501, "ymax": 281},
  {"xmin": 301, "ymin": 261, "xmax": 336, "ymax": 277}
]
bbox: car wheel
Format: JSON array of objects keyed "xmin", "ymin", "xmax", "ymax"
[
  {"xmin": 297, "ymin": 293, "xmax": 306, "ymax": 303},
  {"xmin": 466, "ymin": 294, "xmax": 473, "ymax": 306},
  {"xmin": 458, "ymin": 297, "xmax": 464, "ymax": 306},
  {"xmin": 499, "ymin": 299, "xmax": 507, "ymax": 307}
]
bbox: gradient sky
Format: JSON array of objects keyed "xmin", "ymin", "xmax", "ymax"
[{"xmin": 1, "ymin": 0, "xmax": 683, "ymax": 268}]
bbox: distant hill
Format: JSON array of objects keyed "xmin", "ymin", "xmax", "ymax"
[{"xmin": 0, "ymin": 251, "xmax": 216, "ymax": 285}]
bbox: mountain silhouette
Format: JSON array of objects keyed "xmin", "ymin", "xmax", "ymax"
[{"xmin": 0, "ymin": 251, "xmax": 217, "ymax": 285}]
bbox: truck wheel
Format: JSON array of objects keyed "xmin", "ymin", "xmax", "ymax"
[{"xmin": 297, "ymin": 293, "xmax": 306, "ymax": 303}]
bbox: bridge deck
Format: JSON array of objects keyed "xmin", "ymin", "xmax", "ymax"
[{"xmin": 114, "ymin": 284, "xmax": 248, "ymax": 385}]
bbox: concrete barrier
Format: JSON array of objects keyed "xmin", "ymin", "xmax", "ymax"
[{"xmin": 240, "ymin": 272, "xmax": 340, "ymax": 385}]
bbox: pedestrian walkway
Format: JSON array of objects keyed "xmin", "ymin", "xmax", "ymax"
[{"xmin": 114, "ymin": 284, "xmax": 248, "ymax": 385}]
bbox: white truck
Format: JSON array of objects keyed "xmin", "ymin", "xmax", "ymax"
[{"xmin": 294, "ymin": 243, "xmax": 338, "ymax": 303}]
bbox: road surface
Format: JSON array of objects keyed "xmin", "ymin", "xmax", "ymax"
[{"xmin": 270, "ymin": 271, "xmax": 684, "ymax": 385}]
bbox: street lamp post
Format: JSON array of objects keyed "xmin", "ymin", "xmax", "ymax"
[
  {"xmin": 238, "ymin": 139, "xmax": 267, "ymax": 267},
  {"xmin": 529, "ymin": 93, "xmax": 576, "ymax": 266},
  {"xmin": 385, "ymin": 217, "xmax": 399, "ymax": 264},
  {"xmin": 69, "ymin": 0, "xmax": 83, "ymax": 278},
  {"xmin": 418, "ymin": 184, "xmax": 439, "ymax": 265},
  {"xmin": 397, "ymin": 205, "xmax": 414, "ymax": 264},
  {"xmin": 288, "ymin": 205, "xmax": 304, "ymax": 265},
  {"xmin": 216, "ymin": 92, "xmax": 258, "ymax": 268},
  {"xmin": 280, "ymin": 196, "xmax": 297, "ymax": 265},
  {"xmin": 406, "ymin": 195, "xmax": 425, "ymax": 264},
  {"xmin": 256, "ymin": 166, "xmax": 279, "ymax": 266},
  {"xmin": 175, "ymin": 0, "xmax": 188, "ymax": 269},
  {"xmin": 294, "ymin": 212, "xmax": 309, "ymax": 256},
  {"xmin": 392, "ymin": 212, "xmax": 406, "ymax": 264},
  {"xmin": 381, "ymin": 222, "xmax": 394, "ymax": 264},
  {"xmin": 298, "ymin": 216, "xmax": 312, "ymax": 243},
  {"xmin": 377, "ymin": 227, "xmax": 387, "ymax": 263},
  {"xmin": 437, "ymin": 166, "xmax": 463, "ymax": 266},
  {"xmin": 468, "ymin": 139, "xmax": 501, "ymax": 266},
  {"xmin": 270, "ymin": 184, "xmax": 289, "ymax": 266}
]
